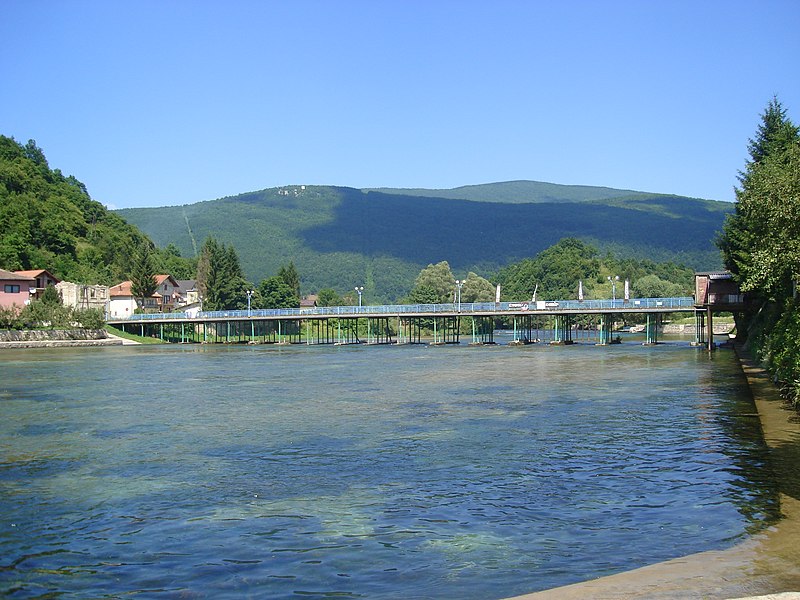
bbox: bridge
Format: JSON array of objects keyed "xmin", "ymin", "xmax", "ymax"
[{"xmin": 107, "ymin": 296, "xmax": 724, "ymax": 350}]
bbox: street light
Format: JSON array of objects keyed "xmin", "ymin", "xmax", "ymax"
[
  {"xmin": 246, "ymin": 289, "xmax": 255, "ymax": 316},
  {"xmin": 608, "ymin": 275, "xmax": 620, "ymax": 302},
  {"xmin": 455, "ymin": 279, "xmax": 465, "ymax": 312},
  {"xmin": 355, "ymin": 286, "xmax": 364, "ymax": 307}
]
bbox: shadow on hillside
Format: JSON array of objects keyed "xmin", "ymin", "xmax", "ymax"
[{"xmin": 299, "ymin": 190, "xmax": 729, "ymax": 269}]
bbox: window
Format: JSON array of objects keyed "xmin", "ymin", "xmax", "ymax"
[{"xmin": 3, "ymin": 285, "xmax": 21, "ymax": 293}]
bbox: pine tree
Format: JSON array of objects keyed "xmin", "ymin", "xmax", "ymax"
[{"xmin": 129, "ymin": 242, "xmax": 158, "ymax": 310}]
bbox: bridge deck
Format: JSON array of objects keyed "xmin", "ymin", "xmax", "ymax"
[{"xmin": 107, "ymin": 297, "xmax": 698, "ymax": 326}]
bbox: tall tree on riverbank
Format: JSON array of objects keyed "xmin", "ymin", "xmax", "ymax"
[
  {"xmin": 196, "ymin": 237, "xmax": 250, "ymax": 310},
  {"xmin": 717, "ymin": 97, "xmax": 800, "ymax": 407},
  {"xmin": 129, "ymin": 242, "xmax": 158, "ymax": 310}
]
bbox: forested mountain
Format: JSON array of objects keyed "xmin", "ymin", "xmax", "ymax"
[
  {"xmin": 0, "ymin": 136, "xmax": 150, "ymax": 284},
  {"xmin": 0, "ymin": 136, "xmax": 194, "ymax": 285},
  {"xmin": 117, "ymin": 183, "xmax": 732, "ymax": 302},
  {"xmin": 366, "ymin": 180, "xmax": 654, "ymax": 204}
]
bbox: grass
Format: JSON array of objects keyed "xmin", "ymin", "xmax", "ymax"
[{"xmin": 104, "ymin": 324, "xmax": 166, "ymax": 344}]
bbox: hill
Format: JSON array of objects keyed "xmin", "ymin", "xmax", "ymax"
[
  {"xmin": 116, "ymin": 183, "xmax": 732, "ymax": 302},
  {"xmin": 365, "ymin": 180, "xmax": 654, "ymax": 204},
  {"xmin": 0, "ymin": 136, "xmax": 151, "ymax": 284}
]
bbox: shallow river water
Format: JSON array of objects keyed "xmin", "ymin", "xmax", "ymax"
[{"xmin": 0, "ymin": 340, "xmax": 780, "ymax": 599}]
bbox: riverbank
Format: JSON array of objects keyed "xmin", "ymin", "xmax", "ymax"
[
  {"xmin": 509, "ymin": 344, "xmax": 800, "ymax": 600},
  {"xmin": 0, "ymin": 328, "xmax": 124, "ymax": 348}
]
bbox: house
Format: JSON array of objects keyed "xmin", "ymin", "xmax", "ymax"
[
  {"xmin": 56, "ymin": 281, "xmax": 109, "ymax": 312},
  {"xmin": 695, "ymin": 271, "xmax": 745, "ymax": 309},
  {"xmin": 108, "ymin": 274, "xmax": 181, "ymax": 318},
  {"xmin": 300, "ymin": 294, "xmax": 318, "ymax": 308},
  {"xmin": 0, "ymin": 269, "xmax": 34, "ymax": 310},
  {"xmin": 14, "ymin": 269, "xmax": 60, "ymax": 300},
  {"xmin": 174, "ymin": 279, "xmax": 199, "ymax": 307},
  {"xmin": 154, "ymin": 275, "xmax": 181, "ymax": 311}
]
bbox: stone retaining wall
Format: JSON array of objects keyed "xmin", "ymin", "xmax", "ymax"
[{"xmin": 0, "ymin": 329, "xmax": 122, "ymax": 348}]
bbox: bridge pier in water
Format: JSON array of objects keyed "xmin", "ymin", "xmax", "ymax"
[
  {"xmin": 643, "ymin": 313, "xmax": 660, "ymax": 345},
  {"xmin": 596, "ymin": 314, "xmax": 615, "ymax": 345},
  {"xmin": 470, "ymin": 316, "xmax": 495, "ymax": 345},
  {"xmin": 551, "ymin": 314, "xmax": 574, "ymax": 345}
]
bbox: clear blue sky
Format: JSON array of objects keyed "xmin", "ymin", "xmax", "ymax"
[{"xmin": 3, "ymin": 1, "xmax": 799, "ymax": 209}]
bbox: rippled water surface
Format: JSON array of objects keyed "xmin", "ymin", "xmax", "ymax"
[{"xmin": 0, "ymin": 341, "xmax": 779, "ymax": 598}]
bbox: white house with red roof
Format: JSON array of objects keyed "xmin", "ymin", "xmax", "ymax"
[{"xmin": 108, "ymin": 274, "xmax": 180, "ymax": 318}]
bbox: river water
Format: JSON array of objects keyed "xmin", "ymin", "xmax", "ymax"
[{"xmin": 0, "ymin": 340, "xmax": 779, "ymax": 599}]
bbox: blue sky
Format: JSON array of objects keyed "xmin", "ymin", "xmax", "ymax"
[{"xmin": 2, "ymin": 1, "xmax": 799, "ymax": 209}]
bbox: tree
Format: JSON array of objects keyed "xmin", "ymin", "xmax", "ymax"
[
  {"xmin": 129, "ymin": 242, "xmax": 158, "ymax": 310},
  {"xmin": 317, "ymin": 288, "xmax": 343, "ymax": 307},
  {"xmin": 410, "ymin": 261, "xmax": 455, "ymax": 303},
  {"xmin": 460, "ymin": 272, "xmax": 495, "ymax": 303},
  {"xmin": 259, "ymin": 276, "xmax": 298, "ymax": 309},
  {"xmin": 277, "ymin": 262, "xmax": 301, "ymax": 301},
  {"xmin": 496, "ymin": 238, "xmax": 601, "ymax": 300},
  {"xmin": 715, "ymin": 98, "xmax": 800, "ymax": 407},
  {"xmin": 632, "ymin": 274, "xmax": 684, "ymax": 298},
  {"xmin": 196, "ymin": 236, "xmax": 250, "ymax": 310}
]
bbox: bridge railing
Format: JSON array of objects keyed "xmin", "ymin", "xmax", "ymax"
[{"xmin": 112, "ymin": 297, "xmax": 696, "ymax": 322}]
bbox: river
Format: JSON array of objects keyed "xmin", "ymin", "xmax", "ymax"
[{"xmin": 0, "ymin": 340, "xmax": 780, "ymax": 599}]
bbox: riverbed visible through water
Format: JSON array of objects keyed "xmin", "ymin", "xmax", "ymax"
[{"xmin": 0, "ymin": 340, "xmax": 780, "ymax": 599}]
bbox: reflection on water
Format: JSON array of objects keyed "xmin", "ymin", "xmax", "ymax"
[{"xmin": 0, "ymin": 342, "xmax": 779, "ymax": 599}]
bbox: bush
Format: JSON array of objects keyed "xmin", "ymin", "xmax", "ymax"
[
  {"xmin": 0, "ymin": 305, "xmax": 23, "ymax": 330},
  {"xmin": 75, "ymin": 308, "xmax": 105, "ymax": 329}
]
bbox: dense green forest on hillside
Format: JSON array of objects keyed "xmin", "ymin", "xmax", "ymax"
[
  {"xmin": 118, "ymin": 184, "xmax": 730, "ymax": 301},
  {"xmin": 0, "ymin": 135, "xmax": 192, "ymax": 285}
]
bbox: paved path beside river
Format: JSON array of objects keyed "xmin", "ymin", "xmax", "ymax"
[{"xmin": 508, "ymin": 344, "xmax": 800, "ymax": 600}]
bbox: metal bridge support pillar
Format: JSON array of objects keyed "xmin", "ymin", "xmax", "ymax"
[
  {"xmin": 644, "ymin": 313, "xmax": 659, "ymax": 345},
  {"xmin": 707, "ymin": 306, "xmax": 715, "ymax": 352},
  {"xmin": 552, "ymin": 315, "xmax": 574, "ymax": 345},
  {"xmin": 691, "ymin": 311, "xmax": 705, "ymax": 346},
  {"xmin": 597, "ymin": 314, "xmax": 613, "ymax": 345}
]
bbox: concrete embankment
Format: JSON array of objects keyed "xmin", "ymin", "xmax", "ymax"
[
  {"xmin": 508, "ymin": 344, "xmax": 800, "ymax": 600},
  {"xmin": 0, "ymin": 329, "xmax": 123, "ymax": 348}
]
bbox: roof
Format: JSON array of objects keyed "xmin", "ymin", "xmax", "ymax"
[
  {"xmin": 175, "ymin": 279, "xmax": 197, "ymax": 294},
  {"xmin": 696, "ymin": 271, "xmax": 733, "ymax": 280},
  {"xmin": 0, "ymin": 268, "xmax": 35, "ymax": 281},
  {"xmin": 14, "ymin": 269, "xmax": 60, "ymax": 284},
  {"xmin": 109, "ymin": 281, "xmax": 134, "ymax": 297},
  {"xmin": 154, "ymin": 274, "xmax": 179, "ymax": 287},
  {"xmin": 110, "ymin": 275, "xmax": 177, "ymax": 297}
]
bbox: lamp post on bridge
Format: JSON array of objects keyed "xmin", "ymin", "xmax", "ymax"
[
  {"xmin": 355, "ymin": 286, "xmax": 364, "ymax": 307},
  {"xmin": 608, "ymin": 275, "xmax": 620, "ymax": 302},
  {"xmin": 246, "ymin": 289, "xmax": 255, "ymax": 316},
  {"xmin": 455, "ymin": 279, "xmax": 465, "ymax": 312}
]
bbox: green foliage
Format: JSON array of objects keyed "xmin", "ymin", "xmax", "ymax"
[
  {"xmin": 461, "ymin": 272, "xmax": 495, "ymax": 303},
  {"xmin": 0, "ymin": 135, "xmax": 150, "ymax": 284},
  {"xmin": 153, "ymin": 244, "xmax": 195, "ymax": 279},
  {"xmin": 631, "ymin": 274, "xmax": 685, "ymax": 298},
  {"xmin": 277, "ymin": 262, "xmax": 301, "ymax": 301},
  {"xmin": 717, "ymin": 97, "xmax": 800, "ymax": 407},
  {"xmin": 258, "ymin": 276, "xmax": 298, "ymax": 309},
  {"xmin": 411, "ymin": 261, "xmax": 456, "ymax": 303},
  {"xmin": 496, "ymin": 238, "xmax": 601, "ymax": 300},
  {"xmin": 196, "ymin": 236, "xmax": 250, "ymax": 310},
  {"xmin": 117, "ymin": 183, "xmax": 730, "ymax": 302},
  {"xmin": 129, "ymin": 242, "xmax": 158, "ymax": 304},
  {"xmin": 0, "ymin": 305, "xmax": 22, "ymax": 329},
  {"xmin": 316, "ymin": 288, "xmax": 343, "ymax": 307},
  {"xmin": 39, "ymin": 284, "xmax": 62, "ymax": 306}
]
